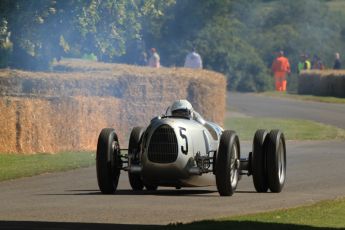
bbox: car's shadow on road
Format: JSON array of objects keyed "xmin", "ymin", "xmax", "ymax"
[
  {"xmin": 0, "ymin": 221, "xmax": 162, "ymax": 230},
  {"xmin": 38, "ymin": 189, "xmax": 216, "ymax": 197},
  {"xmin": 38, "ymin": 189, "xmax": 257, "ymax": 197}
]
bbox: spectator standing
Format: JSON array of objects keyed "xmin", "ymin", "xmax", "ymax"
[
  {"xmin": 271, "ymin": 51, "xmax": 291, "ymax": 92},
  {"xmin": 333, "ymin": 52, "xmax": 341, "ymax": 69},
  {"xmin": 303, "ymin": 54, "xmax": 311, "ymax": 70},
  {"xmin": 312, "ymin": 55, "xmax": 325, "ymax": 70},
  {"xmin": 148, "ymin": 48, "xmax": 160, "ymax": 68},
  {"xmin": 297, "ymin": 53, "xmax": 311, "ymax": 74},
  {"xmin": 297, "ymin": 54, "xmax": 305, "ymax": 74},
  {"xmin": 184, "ymin": 48, "xmax": 203, "ymax": 69}
]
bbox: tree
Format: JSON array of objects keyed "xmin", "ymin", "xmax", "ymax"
[
  {"xmin": 2, "ymin": 0, "xmax": 345, "ymax": 93},
  {"xmin": 0, "ymin": 0, "xmax": 175, "ymax": 70},
  {"xmin": 0, "ymin": 18, "xmax": 12, "ymax": 68},
  {"xmin": 144, "ymin": 0, "xmax": 272, "ymax": 91},
  {"xmin": 194, "ymin": 16, "xmax": 272, "ymax": 91}
]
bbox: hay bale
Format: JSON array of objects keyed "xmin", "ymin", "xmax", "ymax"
[
  {"xmin": 333, "ymin": 75, "xmax": 345, "ymax": 97},
  {"xmin": 298, "ymin": 70, "xmax": 345, "ymax": 98},
  {"xmin": 0, "ymin": 60, "xmax": 226, "ymax": 154}
]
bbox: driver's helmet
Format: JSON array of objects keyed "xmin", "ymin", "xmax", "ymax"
[{"xmin": 170, "ymin": 99, "xmax": 193, "ymax": 118}]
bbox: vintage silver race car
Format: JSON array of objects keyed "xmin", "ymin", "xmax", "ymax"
[{"xmin": 96, "ymin": 112, "xmax": 286, "ymax": 196}]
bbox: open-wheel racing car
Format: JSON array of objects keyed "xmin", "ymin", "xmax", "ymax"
[{"xmin": 96, "ymin": 100, "xmax": 286, "ymax": 196}]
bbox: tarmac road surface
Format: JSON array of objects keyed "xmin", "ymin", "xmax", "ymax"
[
  {"xmin": 1, "ymin": 93, "xmax": 345, "ymax": 229},
  {"xmin": 1, "ymin": 140, "xmax": 345, "ymax": 228},
  {"xmin": 228, "ymin": 92, "xmax": 345, "ymax": 128}
]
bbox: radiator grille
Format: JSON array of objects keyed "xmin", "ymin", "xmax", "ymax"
[{"xmin": 148, "ymin": 125, "xmax": 178, "ymax": 163}]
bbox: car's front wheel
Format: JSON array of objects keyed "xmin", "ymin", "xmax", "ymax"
[
  {"xmin": 215, "ymin": 130, "xmax": 240, "ymax": 196},
  {"xmin": 96, "ymin": 128, "xmax": 121, "ymax": 194}
]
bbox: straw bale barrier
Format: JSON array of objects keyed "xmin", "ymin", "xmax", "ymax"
[
  {"xmin": 298, "ymin": 70, "xmax": 345, "ymax": 97},
  {"xmin": 0, "ymin": 60, "xmax": 226, "ymax": 154}
]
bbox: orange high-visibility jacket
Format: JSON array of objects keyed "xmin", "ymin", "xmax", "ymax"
[{"xmin": 272, "ymin": 56, "xmax": 291, "ymax": 76}]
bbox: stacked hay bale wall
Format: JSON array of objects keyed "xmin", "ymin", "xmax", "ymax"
[
  {"xmin": 0, "ymin": 60, "xmax": 226, "ymax": 154},
  {"xmin": 298, "ymin": 70, "xmax": 345, "ymax": 97}
]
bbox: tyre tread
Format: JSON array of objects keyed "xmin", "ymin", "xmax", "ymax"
[
  {"xmin": 96, "ymin": 128, "xmax": 120, "ymax": 194},
  {"xmin": 128, "ymin": 127, "xmax": 145, "ymax": 191},
  {"xmin": 216, "ymin": 130, "xmax": 240, "ymax": 196},
  {"xmin": 267, "ymin": 129, "xmax": 286, "ymax": 193},
  {"xmin": 252, "ymin": 129, "xmax": 269, "ymax": 193}
]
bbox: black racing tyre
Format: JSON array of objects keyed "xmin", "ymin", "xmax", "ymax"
[
  {"xmin": 266, "ymin": 130, "xmax": 286, "ymax": 193},
  {"xmin": 215, "ymin": 130, "xmax": 240, "ymax": 196},
  {"xmin": 252, "ymin": 129, "xmax": 269, "ymax": 192},
  {"xmin": 128, "ymin": 127, "xmax": 145, "ymax": 191},
  {"xmin": 96, "ymin": 128, "xmax": 121, "ymax": 194}
]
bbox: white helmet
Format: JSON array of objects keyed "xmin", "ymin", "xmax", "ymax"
[{"xmin": 170, "ymin": 99, "xmax": 193, "ymax": 118}]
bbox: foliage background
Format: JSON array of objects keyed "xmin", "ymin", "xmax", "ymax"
[{"xmin": 1, "ymin": 0, "xmax": 345, "ymax": 92}]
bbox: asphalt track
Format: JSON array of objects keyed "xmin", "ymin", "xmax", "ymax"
[
  {"xmin": 227, "ymin": 92, "xmax": 345, "ymax": 128},
  {"xmin": 1, "ymin": 93, "xmax": 345, "ymax": 229}
]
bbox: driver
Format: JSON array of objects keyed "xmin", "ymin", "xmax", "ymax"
[{"xmin": 170, "ymin": 99, "xmax": 205, "ymax": 124}]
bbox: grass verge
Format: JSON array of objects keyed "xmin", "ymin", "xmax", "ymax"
[
  {"xmin": 166, "ymin": 197, "xmax": 345, "ymax": 229},
  {"xmin": 225, "ymin": 116, "xmax": 345, "ymax": 140},
  {"xmin": 0, "ymin": 151, "xmax": 95, "ymax": 182},
  {"xmin": 261, "ymin": 91, "xmax": 345, "ymax": 104}
]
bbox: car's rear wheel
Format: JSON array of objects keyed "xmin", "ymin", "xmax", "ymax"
[
  {"xmin": 266, "ymin": 130, "xmax": 286, "ymax": 193},
  {"xmin": 96, "ymin": 128, "xmax": 121, "ymax": 194},
  {"xmin": 252, "ymin": 129, "xmax": 269, "ymax": 192},
  {"xmin": 128, "ymin": 127, "xmax": 145, "ymax": 191},
  {"xmin": 215, "ymin": 130, "xmax": 240, "ymax": 196}
]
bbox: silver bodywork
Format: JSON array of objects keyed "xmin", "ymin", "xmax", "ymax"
[
  {"xmin": 139, "ymin": 116, "xmax": 223, "ymax": 187},
  {"xmin": 97, "ymin": 110, "xmax": 286, "ymax": 195}
]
